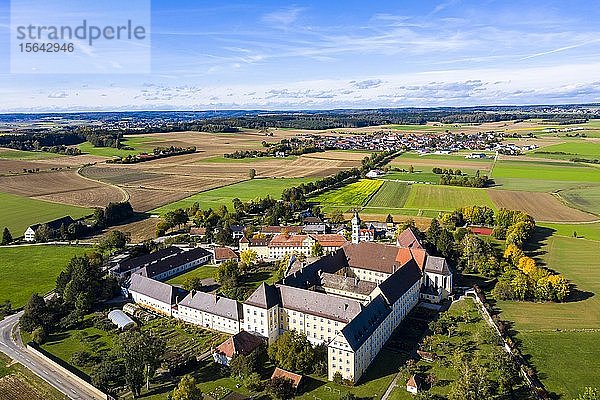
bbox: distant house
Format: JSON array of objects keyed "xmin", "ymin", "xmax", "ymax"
[
  {"xmin": 214, "ymin": 247, "xmax": 239, "ymax": 264},
  {"xmin": 303, "ymin": 217, "xmax": 326, "ymax": 234},
  {"xmin": 260, "ymin": 225, "xmax": 303, "ymax": 236},
  {"xmin": 24, "ymin": 216, "xmax": 75, "ymax": 242},
  {"xmin": 108, "ymin": 309, "xmax": 137, "ymax": 330},
  {"xmin": 268, "ymin": 234, "xmax": 347, "ymax": 259},
  {"xmin": 239, "ymin": 236, "xmax": 270, "ymax": 259},
  {"xmin": 230, "ymin": 225, "xmax": 246, "ymax": 240},
  {"xmin": 465, "ymin": 152, "xmax": 488, "ymax": 159},
  {"xmin": 467, "ymin": 225, "xmax": 494, "ymax": 236},
  {"xmin": 190, "ymin": 227, "xmax": 207, "ymax": 238},
  {"xmin": 213, "ymin": 331, "xmax": 264, "ymax": 366},
  {"xmin": 365, "ymin": 169, "xmax": 383, "ymax": 178},
  {"xmin": 406, "ymin": 374, "xmax": 422, "ymax": 394},
  {"xmin": 271, "ymin": 367, "xmax": 303, "ymax": 389}
]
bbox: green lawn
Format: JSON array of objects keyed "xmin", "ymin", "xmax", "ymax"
[
  {"xmin": 166, "ymin": 264, "xmax": 218, "ymax": 285},
  {"xmin": 0, "ymin": 191, "xmax": 92, "ymax": 235},
  {"xmin": 558, "ymin": 185, "xmax": 600, "ymax": 216},
  {"xmin": 152, "ymin": 177, "xmax": 314, "ymax": 214},
  {"xmin": 0, "ymin": 245, "xmax": 89, "ymax": 307},
  {"xmin": 403, "ymin": 184, "xmax": 496, "ymax": 211},
  {"xmin": 517, "ymin": 331, "xmax": 600, "ymax": 399},
  {"xmin": 0, "ymin": 148, "xmax": 63, "ymax": 160},
  {"xmin": 311, "ymin": 179, "xmax": 383, "ymax": 207},
  {"xmin": 366, "ymin": 181, "xmax": 411, "ymax": 208},
  {"xmin": 393, "ymin": 151, "xmax": 495, "ymax": 163},
  {"xmin": 491, "ymin": 178, "xmax": 594, "ymax": 192}
]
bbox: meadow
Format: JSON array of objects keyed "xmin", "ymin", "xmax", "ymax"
[
  {"xmin": 403, "ymin": 184, "xmax": 496, "ymax": 211},
  {"xmin": 0, "ymin": 245, "xmax": 89, "ymax": 308},
  {"xmin": 311, "ymin": 179, "xmax": 383, "ymax": 208},
  {"xmin": 152, "ymin": 177, "xmax": 314, "ymax": 214},
  {"xmin": 77, "ymin": 136, "xmax": 160, "ymax": 157},
  {"xmin": 491, "ymin": 160, "xmax": 600, "ymax": 183},
  {"xmin": 532, "ymin": 141, "xmax": 600, "ymax": 160},
  {"xmin": 0, "ymin": 191, "xmax": 92, "ymax": 236},
  {"xmin": 494, "ymin": 233, "xmax": 600, "ymax": 398},
  {"xmin": 383, "ymin": 171, "xmax": 441, "ymax": 183},
  {"xmin": 558, "ymin": 185, "xmax": 600, "ymax": 216}
]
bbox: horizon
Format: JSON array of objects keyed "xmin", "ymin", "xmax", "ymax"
[{"xmin": 1, "ymin": 0, "xmax": 600, "ymax": 111}]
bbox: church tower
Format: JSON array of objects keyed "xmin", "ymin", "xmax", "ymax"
[{"xmin": 351, "ymin": 211, "xmax": 360, "ymax": 244}]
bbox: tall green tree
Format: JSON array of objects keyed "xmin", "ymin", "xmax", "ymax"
[
  {"xmin": 172, "ymin": 374, "xmax": 202, "ymax": 400},
  {"xmin": 1, "ymin": 227, "xmax": 12, "ymax": 245},
  {"xmin": 268, "ymin": 331, "xmax": 315, "ymax": 374},
  {"xmin": 20, "ymin": 293, "xmax": 49, "ymax": 332},
  {"xmin": 117, "ymin": 331, "xmax": 166, "ymax": 397}
]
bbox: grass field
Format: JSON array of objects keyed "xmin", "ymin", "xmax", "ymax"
[
  {"xmin": 366, "ymin": 181, "xmax": 410, "ymax": 208},
  {"xmin": 0, "ymin": 245, "xmax": 89, "ymax": 308},
  {"xmin": 558, "ymin": 185, "xmax": 600, "ymax": 215},
  {"xmin": 518, "ymin": 331, "xmax": 600, "ymax": 399},
  {"xmin": 166, "ymin": 264, "xmax": 218, "ymax": 285},
  {"xmin": 77, "ymin": 136, "xmax": 157, "ymax": 157},
  {"xmin": 404, "ymin": 184, "xmax": 496, "ymax": 211},
  {"xmin": 311, "ymin": 179, "xmax": 383, "ymax": 207},
  {"xmin": 537, "ymin": 222, "xmax": 600, "ymax": 242},
  {"xmin": 491, "ymin": 160, "xmax": 600, "ymax": 183},
  {"xmin": 152, "ymin": 177, "xmax": 313, "ymax": 214},
  {"xmin": 0, "ymin": 148, "xmax": 62, "ymax": 160},
  {"xmin": 494, "ymin": 233, "xmax": 600, "ymax": 398},
  {"xmin": 0, "ymin": 191, "xmax": 92, "ymax": 235},
  {"xmin": 532, "ymin": 141, "xmax": 600, "ymax": 160}
]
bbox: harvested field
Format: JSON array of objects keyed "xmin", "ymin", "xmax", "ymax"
[
  {"xmin": 0, "ymin": 375, "xmax": 47, "ymax": 400},
  {"xmin": 0, "ymin": 170, "xmax": 127, "ymax": 208},
  {"xmin": 125, "ymin": 187, "xmax": 197, "ymax": 212},
  {"xmin": 80, "ymin": 165, "xmax": 160, "ymax": 185},
  {"xmin": 487, "ymin": 189, "xmax": 598, "ymax": 222},
  {"xmin": 0, "ymin": 159, "xmax": 66, "ymax": 174},
  {"xmin": 94, "ymin": 217, "xmax": 160, "ymax": 243}
]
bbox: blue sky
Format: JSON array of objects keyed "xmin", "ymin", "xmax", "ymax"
[{"xmin": 1, "ymin": 0, "xmax": 600, "ymax": 111}]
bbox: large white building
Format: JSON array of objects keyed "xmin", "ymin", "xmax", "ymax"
[
  {"xmin": 239, "ymin": 233, "xmax": 347, "ymax": 260},
  {"xmin": 128, "ymin": 226, "xmax": 452, "ymax": 384}
]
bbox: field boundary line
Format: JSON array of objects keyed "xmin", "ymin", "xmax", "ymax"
[{"xmin": 77, "ymin": 165, "xmax": 130, "ymax": 203}]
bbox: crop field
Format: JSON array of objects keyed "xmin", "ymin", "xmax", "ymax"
[
  {"xmin": 311, "ymin": 179, "xmax": 383, "ymax": 208},
  {"xmin": 494, "ymin": 234, "xmax": 600, "ymax": 397},
  {"xmin": 0, "ymin": 354, "xmax": 67, "ymax": 400},
  {"xmin": 152, "ymin": 177, "xmax": 314, "ymax": 214},
  {"xmin": 558, "ymin": 185, "xmax": 600, "ymax": 216},
  {"xmin": 0, "ymin": 170, "xmax": 127, "ymax": 208},
  {"xmin": 383, "ymin": 171, "xmax": 440, "ymax": 183},
  {"xmin": 390, "ymin": 153, "xmax": 493, "ymax": 174},
  {"xmin": 0, "ymin": 245, "xmax": 89, "ymax": 307},
  {"xmin": 487, "ymin": 189, "xmax": 597, "ymax": 222},
  {"xmin": 0, "ymin": 192, "xmax": 91, "ymax": 235},
  {"xmin": 403, "ymin": 184, "xmax": 496, "ymax": 211},
  {"xmin": 366, "ymin": 181, "xmax": 410, "ymax": 208}
]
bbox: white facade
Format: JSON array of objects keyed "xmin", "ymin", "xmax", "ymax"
[
  {"xmin": 150, "ymin": 253, "xmax": 211, "ymax": 281},
  {"xmin": 242, "ymin": 303, "xmax": 279, "ymax": 343},
  {"xmin": 178, "ymin": 305, "xmax": 240, "ymax": 334},
  {"xmin": 129, "ymin": 291, "xmax": 173, "ymax": 317},
  {"xmin": 24, "ymin": 227, "xmax": 36, "ymax": 242}
]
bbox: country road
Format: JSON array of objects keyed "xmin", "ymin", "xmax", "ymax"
[{"xmin": 0, "ymin": 311, "xmax": 104, "ymax": 400}]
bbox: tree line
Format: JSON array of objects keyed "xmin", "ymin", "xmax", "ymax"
[{"xmin": 106, "ymin": 146, "xmax": 196, "ymax": 164}]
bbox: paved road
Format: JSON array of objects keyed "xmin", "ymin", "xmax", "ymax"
[{"xmin": 0, "ymin": 311, "xmax": 104, "ymax": 400}]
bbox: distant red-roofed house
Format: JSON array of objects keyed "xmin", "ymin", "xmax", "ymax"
[
  {"xmin": 397, "ymin": 228, "xmax": 424, "ymax": 249},
  {"xmin": 190, "ymin": 227, "xmax": 207, "ymax": 238},
  {"xmin": 406, "ymin": 374, "xmax": 422, "ymax": 394},
  {"xmin": 213, "ymin": 331, "xmax": 265, "ymax": 366},
  {"xmin": 271, "ymin": 367, "xmax": 303, "ymax": 389},
  {"xmin": 213, "ymin": 247, "xmax": 239, "ymax": 264},
  {"xmin": 468, "ymin": 226, "xmax": 494, "ymax": 236},
  {"xmin": 268, "ymin": 234, "xmax": 347, "ymax": 259}
]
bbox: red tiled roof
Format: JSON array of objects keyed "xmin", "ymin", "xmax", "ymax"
[
  {"xmin": 468, "ymin": 226, "xmax": 494, "ymax": 236},
  {"xmin": 410, "ymin": 248, "xmax": 427, "ymax": 270},
  {"xmin": 214, "ymin": 247, "xmax": 238, "ymax": 261},
  {"xmin": 190, "ymin": 227, "xmax": 206, "ymax": 235},
  {"xmin": 216, "ymin": 331, "xmax": 263, "ymax": 358},
  {"xmin": 397, "ymin": 228, "xmax": 424, "ymax": 249},
  {"xmin": 271, "ymin": 367, "xmax": 303, "ymax": 387}
]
